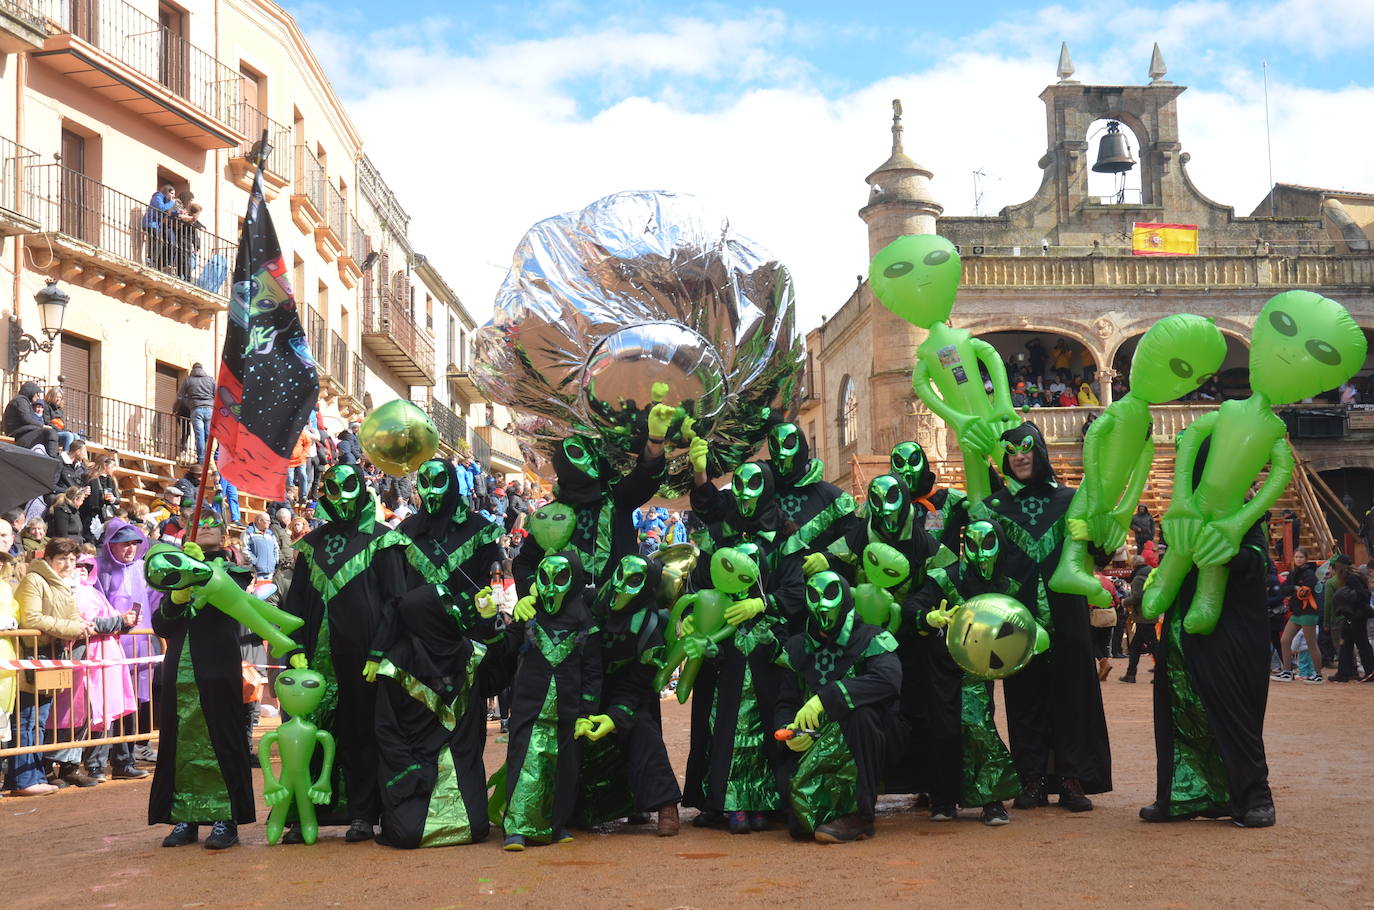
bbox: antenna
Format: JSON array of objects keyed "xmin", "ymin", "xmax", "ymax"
[
  {"xmin": 972, "ymin": 168, "xmax": 999, "ymax": 216},
  {"xmin": 1262, "ymin": 59, "xmax": 1276, "ymax": 216}
]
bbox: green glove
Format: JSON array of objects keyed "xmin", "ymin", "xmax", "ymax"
[
  {"xmin": 802, "ymin": 552, "xmax": 829, "ymax": 577},
  {"xmin": 474, "ymin": 586, "xmax": 497, "ymax": 619},
  {"xmin": 925, "ymin": 598, "xmax": 958, "ymax": 629},
  {"xmin": 785, "ymin": 731, "xmax": 814, "ymax": 753},
  {"xmin": 650, "ymin": 381, "xmax": 670, "ymax": 404},
  {"xmin": 724, "ymin": 597, "xmax": 765, "ymax": 626},
  {"xmin": 513, "ymin": 594, "xmax": 537, "ymax": 623},
  {"xmin": 170, "ymin": 588, "xmax": 193, "ymax": 605},
  {"xmin": 584, "ymin": 714, "xmax": 615, "ymax": 741},
  {"xmin": 688, "ymin": 436, "xmax": 709, "ymax": 473},
  {"xmin": 573, "ymin": 717, "xmax": 594, "ymax": 739},
  {"xmin": 680, "ymin": 417, "xmax": 698, "ymax": 442},
  {"xmin": 289, "ymin": 652, "xmax": 310, "ymax": 670},
  {"xmin": 181, "ymin": 541, "xmax": 205, "ymax": 561},
  {"xmin": 362, "ymin": 660, "xmax": 379, "ymax": 683},
  {"xmin": 648, "ymin": 402, "xmax": 675, "ymax": 439},
  {"xmin": 794, "ymin": 695, "xmax": 824, "ymax": 731}
]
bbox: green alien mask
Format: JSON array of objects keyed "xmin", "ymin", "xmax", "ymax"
[
  {"xmin": 806, "ymin": 570, "xmax": 848, "ymax": 633},
  {"xmin": 561, "ymin": 435, "xmax": 602, "ymax": 481},
  {"xmin": 611, "ymin": 554, "xmax": 649, "ymax": 611},
  {"xmin": 416, "ymin": 459, "xmax": 459, "ymax": 517},
  {"xmin": 320, "ymin": 464, "xmax": 366, "ymax": 523},
  {"xmin": 1250, "ymin": 290, "xmax": 1367, "ymax": 405},
  {"xmin": 862, "ymin": 541, "xmax": 910, "ymax": 590},
  {"xmin": 143, "ymin": 545, "xmax": 213, "ymax": 591},
  {"xmin": 1128, "ymin": 314, "xmax": 1228, "ymax": 404},
  {"xmin": 889, "ymin": 441, "xmax": 928, "ymax": 492},
  {"xmin": 536, "ymin": 554, "xmax": 575, "ymax": 614},
  {"xmin": 274, "ymin": 669, "xmax": 326, "ymax": 717},
  {"xmin": 768, "ymin": 423, "xmax": 804, "ymax": 477},
  {"xmin": 528, "ymin": 502, "xmax": 576, "ymax": 552},
  {"xmin": 732, "ymin": 462, "xmax": 768, "ymax": 519},
  {"xmin": 867, "ymin": 474, "xmax": 908, "ymax": 537},
  {"xmin": 964, "ymin": 520, "xmax": 1000, "ymax": 580},
  {"xmin": 868, "ymin": 234, "xmax": 962, "ymax": 328},
  {"xmin": 709, "ymin": 547, "xmax": 758, "ymax": 596}
]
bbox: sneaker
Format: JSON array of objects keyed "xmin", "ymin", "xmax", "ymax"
[
  {"xmin": 162, "ymin": 822, "xmax": 199, "ymax": 847},
  {"xmin": 1361, "ymin": 670, "xmax": 1374, "ymax": 683},
  {"xmin": 345, "ymin": 819, "xmax": 375, "ymax": 842},
  {"xmin": 1058, "ymin": 777, "xmax": 1093, "ymax": 812},
  {"xmin": 748, "ymin": 812, "xmax": 769, "ymax": 832},
  {"xmin": 656, "ymin": 803, "xmax": 680, "ymax": 837},
  {"xmin": 134, "ymin": 745, "xmax": 159, "ymax": 764},
  {"xmin": 929, "ymin": 805, "xmax": 957, "ymax": 822},
  {"xmin": 1119, "ymin": 674, "xmax": 1136, "ymax": 684},
  {"xmin": 112, "ymin": 765, "xmax": 149, "ymax": 780},
  {"xmin": 813, "ymin": 814, "xmax": 875, "ymax": 844},
  {"xmin": 1012, "ymin": 777, "xmax": 1048, "ymax": 809},
  {"xmin": 553, "ymin": 828, "xmax": 574, "ymax": 844},
  {"xmin": 1302, "ymin": 674, "xmax": 1324, "ymax": 684},
  {"xmin": 981, "ymin": 803, "xmax": 1010, "ymax": 826},
  {"xmin": 59, "ymin": 763, "xmax": 100, "ymax": 788},
  {"xmin": 502, "ymin": 834, "xmax": 526, "ymax": 851},
  {"xmin": 726, "ymin": 811, "xmax": 751, "ymax": 834},
  {"xmin": 1270, "ymin": 670, "xmax": 1293, "ymax": 681},
  {"xmin": 204, "ymin": 820, "xmax": 238, "ymax": 849},
  {"xmin": 1233, "ymin": 805, "xmax": 1276, "ymax": 828}
]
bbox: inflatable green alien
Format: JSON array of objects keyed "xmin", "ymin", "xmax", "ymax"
[
  {"xmin": 655, "ymin": 547, "xmax": 761, "ymax": 701},
  {"xmin": 259, "ymin": 669, "xmax": 337, "ymax": 845}
]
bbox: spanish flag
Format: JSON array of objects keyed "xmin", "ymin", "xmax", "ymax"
[{"xmin": 1132, "ymin": 222, "xmax": 1198, "ymax": 256}]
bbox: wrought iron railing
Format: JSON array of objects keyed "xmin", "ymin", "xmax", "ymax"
[
  {"xmin": 324, "ymin": 179, "xmax": 346, "ymax": 246},
  {"xmin": 293, "ymin": 144, "xmax": 326, "ymax": 216},
  {"xmin": 346, "ymin": 213, "xmax": 365, "ymax": 263},
  {"xmin": 351, "ymin": 352, "xmax": 365, "ymax": 403},
  {"xmin": 24, "ymin": 163, "xmax": 235, "ymax": 297},
  {"xmin": 40, "ymin": 0, "xmax": 240, "ymax": 129},
  {"xmin": 236, "ymin": 104, "xmax": 292, "ymax": 184},
  {"xmin": 0, "ymin": 136, "xmax": 39, "ymax": 218},
  {"xmin": 6, "ymin": 370, "xmax": 191, "ymax": 462},
  {"xmin": 299, "ymin": 303, "xmax": 326, "ymax": 371},
  {"xmin": 416, "ymin": 395, "xmax": 467, "ymax": 451},
  {"xmin": 363, "ymin": 293, "xmax": 435, "ymax": 378},
  {"xmin": 0, "ymin": 0, "xmax": 47, "ymax": 32},
  {"xmin": 328, "ymin": 329, "xmax": 347, "ymax": 384}
]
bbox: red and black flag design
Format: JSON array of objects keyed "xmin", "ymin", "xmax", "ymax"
[{"xmin": 209, "ymin": 158, "xmax": 319, "ymax": 497}]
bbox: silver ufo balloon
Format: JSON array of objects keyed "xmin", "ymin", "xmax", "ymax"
[{"xmin": 474, "ymin": 190, "xmax": 802, "ymax": 492}]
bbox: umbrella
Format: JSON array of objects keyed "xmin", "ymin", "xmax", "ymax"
[{"xmin": 0, "ymin": 439, "xmax": 61, "ymax": 513}]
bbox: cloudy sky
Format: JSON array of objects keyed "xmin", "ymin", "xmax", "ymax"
[{"xmin": 288, "ymin": 0, "xmax": 1374, "ymax": 332}]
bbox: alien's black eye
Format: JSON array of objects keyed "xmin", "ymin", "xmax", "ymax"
[
  {"xmin": 923, "ymin": 250, "xmax": 950, "ymax": 265},
  {"xmin": 302, "ymin": 679, "xmax": 320, "ymax": 689},
  {"xmin": 1269, "ymin": 310, "xmax": 1297, "ymax": 336},
  {"xmin": 883, "ymin": 261, "xmax": 913, "ymax": 278}
]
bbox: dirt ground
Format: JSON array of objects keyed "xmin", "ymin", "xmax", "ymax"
[{"xmin": 5, "ymin": 661, "xmax": 1372, "ymax": 910}]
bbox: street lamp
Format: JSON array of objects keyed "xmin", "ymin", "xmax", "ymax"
[{"xmin": 8, "ymin": 278, "xmax": 69, "ymax": 370}]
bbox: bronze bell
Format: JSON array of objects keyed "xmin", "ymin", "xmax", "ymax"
[{"xmin": 1092, "ymin": 121, "xmax": 1134, "ymax": 174}]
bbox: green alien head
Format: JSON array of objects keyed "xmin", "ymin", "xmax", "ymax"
[
  {"xmin": 274, "ymin": 668, "xmax": 326, "ymax": 717},
  {"xmin": 535, "ymin": 553, "xmax": 575, "ymax": 614},
  {"xmin": 320, "ymin": 463, "xmax": 366, "ymax": 523},
  {"xmin": 963, "ymin": 520, "xmax": 1000, "ymax": 580},
  {"xmin": 709, "ymin": 547, "xmax": 758, "ymax": 596},
  {"xmin": 806, "ymin": 570, "xmax": 850, "ymax": 633},
  {"xmin": 143, "ymin": 544, "xmax": 212, "ymax": 591},
  {"xmin": 868, "ymin": 234, "xmax": 962, "ymax": 329},
  {"xmin": 1129, "ymin": 314, "xmax": 1228, "ymax": 403},
  {"xmin": 1251, "ymin": 290, "xmax": 1367, "ymax": 405},
  {"xmin": 611, "ymin": 554, "xmax": 650, "ymax": 611},
  {"xmin": 862, "ymin": 541, "xmax": 910, "ymax": 590},
  {"xmin": 768, "ymin": 422, "xmax": 805, "ymax": 478},
  {"xmin": 528, "ymin": 502, "xmax": 576, "ymax": 552},
  {"xmin": 889, "ymin": 441, "xmax": 929, "ymax": 494},
  {"xmin": 732, "ymin": 462, "xmax": 770, "ymax": 519},
  {"xmin": 867, "ymin": 474, "xmax": 908, "ymax": 537},
  {"xmin": 416, "ymin": 459, "xmax": 462, "ymax": 517},
  {"xmin": 559, "ymin": 435, "xmax": 603, "ymax": 481}
]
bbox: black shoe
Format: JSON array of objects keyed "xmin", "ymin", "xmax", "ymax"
[
  {"xmin": 813, "ymin": 814, "xmax": 875, "ymax": 844},
  {"xmin": 981, "ymin": 803, "xmax": 1010, "ymax": 826},
  {"xmin": 1327, "ymin": 676, "xmax": 1351, "ymax": 683},
  {"xmin": 726, "ymin": 811, "xmax": 750, "ymax": 834},
  {"xmin": 1058, "ymin": 777, "xmax": 1093, "ymax": 812},
  {"xmin": 112, "ymin": 765, "xmax": 149, "ymax": 780},
  {"xmin": 162, "ymin": 822, "xmax": 199, "ymax": 846},
  {"xmin": 1140, "ymin": 803, "xmax": 1194, "ymax": 822},
  {"xmin": 624, "ymin": 812, "xmax": 651, "ymax": 825},
  {"xmin": 1012, "ymin": 777, "xmax": 1048, "ymax": 809},
  {"xmin": 748, "ymin": 812, "xmax": 769, "ymax": 831},
  {"xmin": 1233, "ymin": 805, "xmax": 1276, "ymax": 828},
  {"xmin": 929, "ymin": 804, "xmax": 957, "ymax": 821},
  {"xmin": 205, "ymin": 820, "xmax": 238, "ymax": 849},
  {"xmin": 281, "ymin": 824, "xmax": 304, "ymax": 845},
  {"xmin": 345, "ymin": 819, "xmax": 375, "ymax": 842},
  {"xmin": 692, "ymin": 809, "xmax": 724, "ymax": 828},
  {"xmin": 1119, "ymin": 674, "xmax": 1136, "ymax": 683}
]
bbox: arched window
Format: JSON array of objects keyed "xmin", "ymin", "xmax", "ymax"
[{"xmin": 838, "ymin": 375, "xmax": 857, "ymax": 447}]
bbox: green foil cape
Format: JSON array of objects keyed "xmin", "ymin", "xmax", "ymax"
[
  {"xmin": 959, "ymin": 677, "xmax": 1021, "ymax": 805},
  {"xmin": 504, "ymin": 681, "xmax": 562, "ymax": 842},
  {"xmin": 717, "ymin": 661, "xmax": 780, "ymax": 811},
  {"xmin": 787, "ymin": 721, "xmax": 860, "ymax": 832},
  {"xmin": 168, "ymin": 641, "xmax": 232, "ymax": 822},
  {"xmin": 1161, "ymin": 607, "xmax": 1231, "ymax": 816}
]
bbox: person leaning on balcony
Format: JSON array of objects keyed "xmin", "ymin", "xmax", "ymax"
[
  {"xmin": 173, "ymin": 202, "xmax": 205, "ymax": 282},
  {"xmin": 4, "ymin": 381, "xmax": 60, "ymax": 457},
  {"xmin": 142, "ymin": 182, "xmax": 178, "ymax": 271},
  {"xmin": 176, "ymin": 364, "xmax": 215, "ymax": 463}
]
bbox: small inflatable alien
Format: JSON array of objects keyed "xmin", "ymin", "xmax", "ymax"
[
  {"xmin": 655, "ymin": 547, "xmax": 761, "ymax": 701},
  {"xmin": 259, "ymin": 669, "xmax": 336, "ymax": 845}
]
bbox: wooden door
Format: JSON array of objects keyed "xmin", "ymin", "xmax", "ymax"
[{"xmin": 59, "ymin": 129, "xmax": 98, "ymax": 245}]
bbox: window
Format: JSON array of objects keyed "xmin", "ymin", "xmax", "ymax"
[{"xmin": 838, "ymin": 375, "xmax": 857, "ymax": 447}]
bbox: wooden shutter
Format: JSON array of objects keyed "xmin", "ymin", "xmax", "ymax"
[
  {"xmin": 154, "ymin": 362, "xmax": 181, "ymax": 413},
  {"xmin": 60, "ymin": 334, "xmax": 93, "ymax": 435}
]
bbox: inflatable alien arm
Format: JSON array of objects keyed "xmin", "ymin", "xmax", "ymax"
[
  {"xmin": 1205, "ymin": 437, "xmax": 1294, "ymax": 564},
  {"xmin": 971, "ymin": 337, "xmax": 1020, "ymax": 427}
]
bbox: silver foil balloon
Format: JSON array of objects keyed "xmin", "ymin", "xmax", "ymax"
[{"xmin": 474, "ymin": 190, "xmax": 802, "ymax": 492}]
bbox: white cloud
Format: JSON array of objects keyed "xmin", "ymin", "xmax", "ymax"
[{"xmin": 302, "ymin": 5, "xmax": 1374, "ymax": 335}]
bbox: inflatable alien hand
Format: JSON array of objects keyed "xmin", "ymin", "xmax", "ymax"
[{"xmin": 654, "ymin": 548, "xmax": 758, "ymax": 700}]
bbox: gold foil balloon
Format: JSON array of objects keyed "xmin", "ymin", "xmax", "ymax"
[
  {"xmin": 946, "ymin": 593, "xmax": 1040, "ymax": 680},
  {"xmin": 359, "ymin": 399, "xmax": 439, "ymax": 476}
]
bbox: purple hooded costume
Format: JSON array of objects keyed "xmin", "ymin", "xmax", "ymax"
[{"xmin": 95, "ymin": 518, "xmax": 163, "ymax": 702}]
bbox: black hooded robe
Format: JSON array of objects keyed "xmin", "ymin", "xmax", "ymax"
[
  {"xmin": 503, "ymin": 552, "xmax": 602, "ymax": 843},
  {"xmin": 969, "ymin": 422, "xmax": 1112, "ymax": 795},
  {"xmin": 148, "ymin": 562, "xmax": 256, "ymax": 827},
  {"xmin": 374, "ymin": 583, "xmax": 521, "ymax": 847},
  {"xmin": 398, "ymin": 462, "xmax": 506, "ymax": 616},
  {"xmin": 285, "ymin": 510, "xmax": 410, "ymax": 827}
]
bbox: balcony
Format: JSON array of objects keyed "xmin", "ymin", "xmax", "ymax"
[
  {"xmin": 0, "ymin": 137, "xmax": 40, "ymax": 237},
  {"xmin": 0, "ymin": 0, "xmax": 47, "ymax": 53},
  {"xmin": 24, "ymin": 163, "xmax": 233, "ymax": 327},
  {"xmin": 32, "ymin": 0, "xmax": 242, "ymax": 150},
  {"xmin": 415, "ymin": 395, "xmax": 468, "ymax": 454},
  {"xmin": 474, "ymin": 423, "xmax": 524, "ymax": 473},
  {"xmin": 446, "ymin": 362, "xmax": 484, "ymax": 405},
  {"xmin": 958, "ymin": 253, "xmax": 1374, "ymax": 290},
  {"xmin": 337, "ymin": 213, "xmax": 363, "ymax": 288},
  {"xmin": 227, "ymin": 104, "xmax": 292, "ymax": 199},
  {"xmin": 313, "ymin": 177, "xmax": 344, "ymax": 263},
  {"xmin": 362, "ymin": 294, "xmax": 435, "ymax": 385},
  {"xmin": 290, "ymin": 144, "xmax": 326, "ymax": 235}
]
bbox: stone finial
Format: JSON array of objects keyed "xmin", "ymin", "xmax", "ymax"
[
  {"xmin": 891, "ymin": 99, "xmax": 904, "ymax": 154},
  {"xmin": 1056, "ymin": 42, "xmax": 1077, "ymax": 83},
  {"xmin": 1149, "ymin": 42, "xmax": 1168, "ymax": 83}
]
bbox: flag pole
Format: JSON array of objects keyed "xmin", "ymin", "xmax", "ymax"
[{"xmin": 188, "ymin": 130, "xmax": 273, "ymax": 546}]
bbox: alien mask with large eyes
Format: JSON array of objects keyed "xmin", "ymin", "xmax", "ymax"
[
  {"xmin": 867, "ymin": 474, "xmax": 908, "ymax": 537},
  {"xmin": 611, "ymin": 555, "xmax": 649, "ymax": 611},
  {"xmin": 768, "ymin": 422, "xmax": 803, "ymax": 477},
  {"xmin": 321, "ymin": 464, "xmax": 366, "ymax": 523},
  {"xmin": 806, "ymin": 570, "xmax": 848, "ymax": 633},
  {"xmin": 562, "ymin": 435, "xmax": 602, "ymax": 481},
  {"xmin": 416, "ymin": 459, "xmax": 460, "ymax": 517},
  {"xmin": 964, "ymin": 520, "xmax": 1000, "ymax": 580},
  {"xmin": 732, "ymin": 462, "xmax": 768, "ymax": 518},
  {"xmin": 536, "ymin": 554, "xmax": 575, "ymax": 614},
  {"xmin": 889, "ymin": 442, "xmax": 928, "ymax": 492}
]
